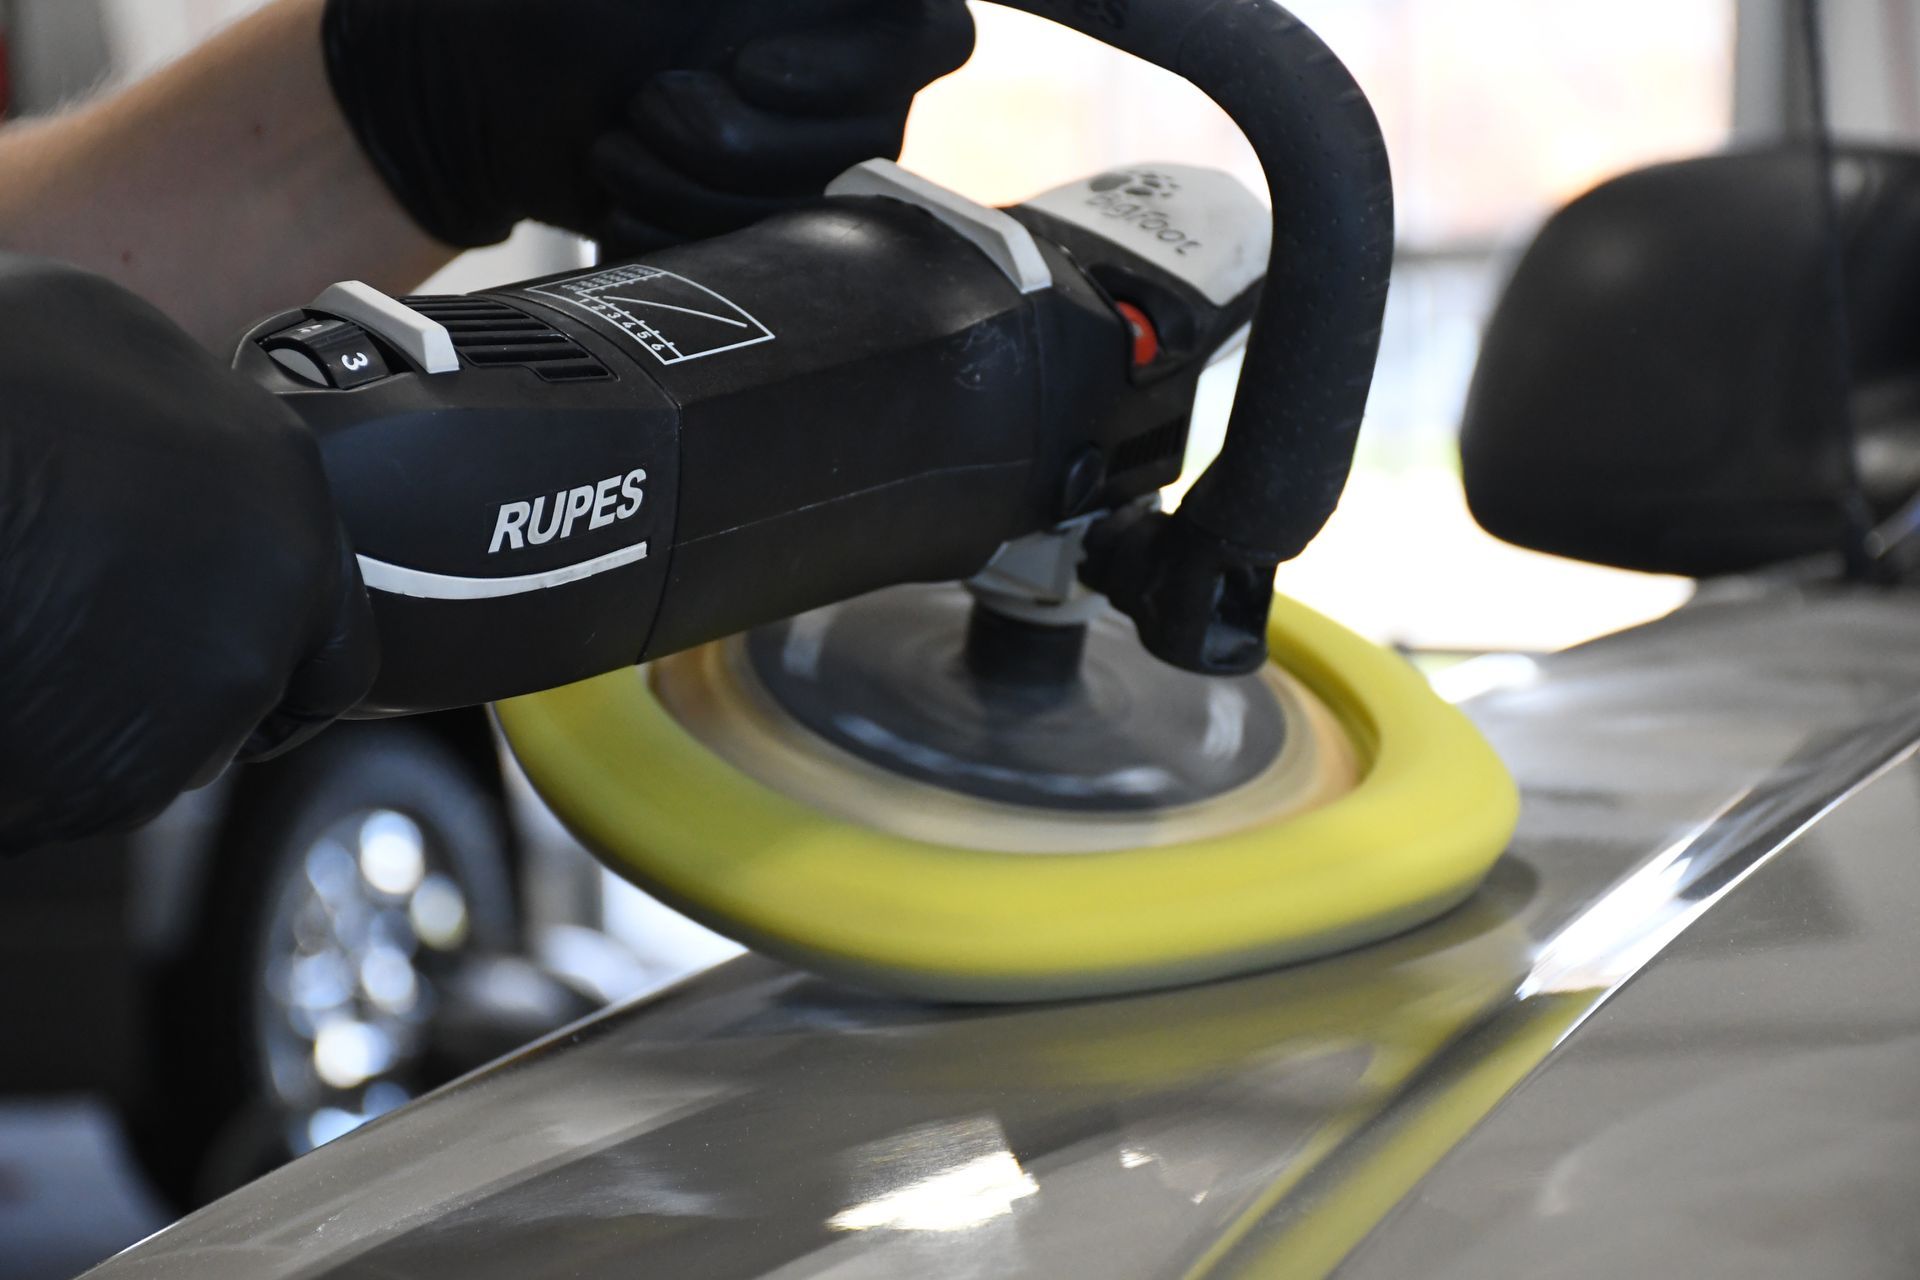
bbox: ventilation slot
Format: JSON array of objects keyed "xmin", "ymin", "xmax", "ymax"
[
  {"xmin": 1110, "ymin": 420, "xmax": 1189, "ymax": 476},
  {"xmin": 404, "ymin": 296, "xmax": 612, "ymax": 382}
]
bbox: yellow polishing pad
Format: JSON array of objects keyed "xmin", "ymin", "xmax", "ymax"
[{"xmin": 496, "ymin": 593, "xmax": 1518, "ymax": 1001}]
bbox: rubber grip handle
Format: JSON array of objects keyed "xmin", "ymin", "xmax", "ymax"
[{"xmin": 994, "ymin": 0, "xmax": 1394, "ymax": 673}]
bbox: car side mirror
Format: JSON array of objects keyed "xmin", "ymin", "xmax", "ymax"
[{"xmin": 1461, "ymin": 145, "xmax": 1920, "ymax": 577}]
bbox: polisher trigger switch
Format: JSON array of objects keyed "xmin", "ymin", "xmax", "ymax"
[{"xmin": 1114, "ymin": 301, "xmax": 1161, "ymax": 367}]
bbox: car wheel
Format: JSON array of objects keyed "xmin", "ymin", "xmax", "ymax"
[{"xmin": 123, "ymin": 721, "xmax": 515, "ymax": 1209}]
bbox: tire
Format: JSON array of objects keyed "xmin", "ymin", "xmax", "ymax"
[{"xmin": 122, "ymin": 720, "xmax": 515, "ymax": 1209}]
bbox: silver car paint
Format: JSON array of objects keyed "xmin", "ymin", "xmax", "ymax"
[{"xmin": 84, "ymin": 583, "xmax": 1920, "ymax": 1278}]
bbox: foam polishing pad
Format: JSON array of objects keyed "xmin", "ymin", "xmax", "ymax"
[{"xmin": 497, "ymin": 587, "xmax": 1517, "ymax": 1002}]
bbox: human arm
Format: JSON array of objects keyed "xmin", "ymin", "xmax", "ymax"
[
  {"xmin": 0, "ymin": 0, "xmax": 451, "ymax": 349},
  {"xmin": 0, "ymin": 0, "xmax": 974, "ymax": 349}
]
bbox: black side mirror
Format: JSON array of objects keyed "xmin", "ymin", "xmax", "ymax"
[{"xmin": 1461, "ymin": 145, "xmax": 1920, "ymax": 577}]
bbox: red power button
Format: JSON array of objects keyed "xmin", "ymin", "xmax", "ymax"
[{"xmin": 1114, "ymin": 301, "xmax": 1161, "ymax": 368}]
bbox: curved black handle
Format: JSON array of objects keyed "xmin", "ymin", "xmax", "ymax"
[{"xmin": 997, "ymin": 0, "xmax": 1394, "ymax": 674}]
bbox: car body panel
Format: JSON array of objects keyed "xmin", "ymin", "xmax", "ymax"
[
  {"xmin": 1337, "ymin": 753, "xmax": 1920, "ymax": 1279},
  {"xmin": 82, "ymin": 583, "xmax": 1920, "ymax": 1279}
]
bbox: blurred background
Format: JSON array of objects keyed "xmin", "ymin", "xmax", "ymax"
[{"xmin": 0, "ymin": 0, "xmax": 1910, "ymax": 1275}]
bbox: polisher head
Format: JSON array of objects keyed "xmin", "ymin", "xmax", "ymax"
[{"xmin": 498, "ymin": 588, "xmax": 1517, "ymax": 1002}]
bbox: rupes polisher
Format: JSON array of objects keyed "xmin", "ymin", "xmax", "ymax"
[{"xmin": 237, "ymin": 0, "xmax": 1518, "ymax": 1000}]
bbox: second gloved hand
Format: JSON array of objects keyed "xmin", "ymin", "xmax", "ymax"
[
  {"xmin": 322, "ymin": 0, "xmax": 977, "ymax": 254},
  {"xmin": 0, "ymin": 255, "xmax": 376, "ymax": 854}
]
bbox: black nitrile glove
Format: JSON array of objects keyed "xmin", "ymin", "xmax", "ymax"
[
  {"xmin": 323, "ymin": 0, "xmax": 976, "ymax": 254},
  {"xmin": 0, "ymin": 255, "xmax": 376, "ymax": 853}
]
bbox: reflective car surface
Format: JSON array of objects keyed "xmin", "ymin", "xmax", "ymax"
[{"xmin": 77, "ymin": 579, "xmax": 1920, "ymax": 1278}]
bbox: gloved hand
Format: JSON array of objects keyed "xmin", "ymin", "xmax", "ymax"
[
  {"xmin": 0, "ymin": 255, "xmax": 376, "ymax": 853},
  {"xmin": 323, "ymin": 0, "xmax": 976, "ymax": 254}
]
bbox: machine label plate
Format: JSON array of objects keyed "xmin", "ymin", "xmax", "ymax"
[
  {"xmin": 1023, "ymin": 164, "xmax": 1272, "ymax": 307},
  {"xmin": 528, "ymin": 265, "xmax": 775, "ymax": 365}
]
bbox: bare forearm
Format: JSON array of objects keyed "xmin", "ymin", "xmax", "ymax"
[{"xmin": 0, "ymin": 0, "xmax": 454, "ymax": 348}]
